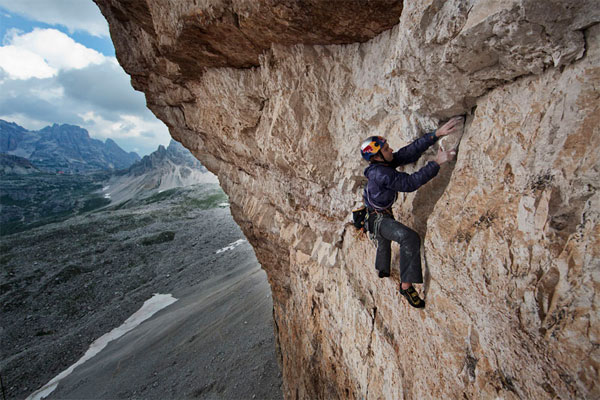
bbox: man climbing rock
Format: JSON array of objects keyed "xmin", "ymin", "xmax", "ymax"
[{"xmin": 360, "ymin": 116, "xmax": 462, "ymax": 308}]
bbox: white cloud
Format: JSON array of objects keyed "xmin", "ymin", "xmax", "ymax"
[
  {"xmin": 2, "ymin": 27, "xmax": 23, "ymax": 44},
  {"xmin": 0, "ymin": 113, "xmax": 50, "ymax": 131},
  {"xmin": 0, "ymin": 28, "xmax": 170, "ymax": 156},
  {"xmin": 80, "ymin": 111, "xmax": 169, "ymax": 140},
  {"xmin": 0, "ymin": 28, "xmax": 106, "ymax": 80},
  {"xmin": 13, "ymin": 28, "xmax": 106, "ymax": 69},
  {"xmin": 0, "ymin": 0, "xmax": 109, "ymax": 37},
  {"xmin": 78, "ymin": 111, "xmax": 171, "ymax": 155},
  {"xmin": 0, "ymin": 45, "xmax": 56, "ymax": 79}
]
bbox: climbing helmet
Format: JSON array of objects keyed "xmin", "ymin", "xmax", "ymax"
[{"xmin": 360, "ymin": 136, "xmax": 386, "ymax": 161}]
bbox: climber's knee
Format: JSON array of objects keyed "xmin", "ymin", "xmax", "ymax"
[
  {"xmin": 404, "ymin": 228, "xmax": 420, "ymax": 248},
  {"xmin": 390, "ymin": 225, "xmax": 420, "ymax": 248}
]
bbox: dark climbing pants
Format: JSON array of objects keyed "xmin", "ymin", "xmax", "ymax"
[{"xmin": 374, "ymin": 214, "xmax": 423, "ymax": 284}]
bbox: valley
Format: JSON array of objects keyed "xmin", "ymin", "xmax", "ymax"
[
  {"xmin": 1, "ymin": 184, "xmax": 282, "ymax": 399},
  {"xmin": 0, "ymin": 120, "xmax": 282, "ymax": 399}
]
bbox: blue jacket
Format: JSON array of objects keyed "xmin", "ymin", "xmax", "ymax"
[{"xmin": 363, "ymin": 132, "xmax": 440, "ymax": 211}]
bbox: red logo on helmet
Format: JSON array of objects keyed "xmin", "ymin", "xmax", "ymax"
[{"xmin": 363, "ymin": 145, "xmax": 373, "ymax": 153}]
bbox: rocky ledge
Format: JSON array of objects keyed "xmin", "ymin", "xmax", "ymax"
[{"xmin": 95, "ymin": 0, "xmax": 600, "ymax": 398}]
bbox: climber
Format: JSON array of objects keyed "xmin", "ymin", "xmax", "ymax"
[{"xmin": 360, "ymin": 116, "xmax": 462, "ymax": 308}]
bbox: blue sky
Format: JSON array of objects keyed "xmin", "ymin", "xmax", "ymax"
[
  {"xmin": 0, "ymin": 11, "xmax": 116, "ymax": 56},
  {"xmin": 0, "ymin": 0, "xmax": 170, "ymax": 156}
]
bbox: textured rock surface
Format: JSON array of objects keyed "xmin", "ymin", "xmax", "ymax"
[{"xmin": 96, "ymin": 0, "xmax": 600, "ymax": 398}]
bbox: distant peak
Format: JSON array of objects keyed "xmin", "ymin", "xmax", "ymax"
[
  {"xmin": 40, "ymin": 123, "xmax": 90, "ymax": 139},
  {"xmin": 0, "ymin": 119, "xmax": 29, "ymax": 132},
  {"xmin": 167, "ymin": 139, "xmax": 188, "ymax": 153},
  {"xmin": 104, "ymin": 138, "xmax": 120, "ymax": 148}
]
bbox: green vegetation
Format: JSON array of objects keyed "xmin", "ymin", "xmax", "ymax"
[
  {"xmin": 110, "ymin": 199, "xmax": 132, "ymax": 210},
  {"xmin": 181, "ymin": 191, "xmax": 228, "ymax": 209},
  {"xmin": 0, "ymin": 172, "xmax": 111, "ymax": 236},
  {"xmin": 80, "ymin": 197, "xmax": 112, "ymax": 213},
  {"xmin": 108, "ymin": 184, "xmax": 228, "ymax": 213},
  {"xmin": 0, "ymin": 210, "xmax": 75, "ymax": 236},
  {"xmin": 54, "ymin": 265, "xmax": 89, "ymax": 283},
  {"xmin": 143, "ymin": 188, "xmax": 179, "ymax": 204},
  {"xmin": 141, "ymin": 231, "xmax": 176, "ymax": 246},
  {"xmin": 1, "ymin": 173, "xmax": 228, "ymax": 236},
  {"xmin": 0, "ymin": 253, "xmax": 13, "ymax": 265},
  {"xmin": 0, "ymin": 195, "xmax": 27, "ymax": 206},
  {"xmin": 35, "ymin": 329, "xmax": 56, "ymax": 336}
]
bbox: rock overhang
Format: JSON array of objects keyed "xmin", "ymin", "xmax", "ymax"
[{"xmin": 98, "ymin": 0, "xmax": 403, "ymax": 80}]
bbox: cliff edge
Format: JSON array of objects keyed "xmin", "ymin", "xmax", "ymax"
[{"xmin": 95, "ymin": 0, "xmax": 600, "ymax": 398}]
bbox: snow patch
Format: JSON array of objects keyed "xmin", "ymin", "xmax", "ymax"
[
  {"xmin": 27, "ymin": 294, "xmax": 178, "ymax": 400},
  {"xmin": 216, "ymin": 239, "xmax": 246, "ymax": 254},
  {"xmin": 104, "ymin": 193, "xmax": 111, "ymax": 199}
]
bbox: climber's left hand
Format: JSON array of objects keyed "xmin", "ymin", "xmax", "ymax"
[{"xmin": 436, "ymin": 116, "xmax": 463, "ymax": 137}]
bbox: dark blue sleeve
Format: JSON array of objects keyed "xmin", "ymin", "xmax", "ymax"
[
  {"xmin": 391, "ymin": 131, "xmax": 438, "ymax": 166},
  {"xmin": 383, "ymin": 161, "xmax": 440, "ymax": 193}
]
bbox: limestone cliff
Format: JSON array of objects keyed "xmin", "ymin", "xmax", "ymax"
[{"xmin": 95, "ymin": 1, "xmax": 599, "ymax": 398}]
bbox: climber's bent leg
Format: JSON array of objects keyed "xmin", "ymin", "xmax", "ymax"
[{"xmin": 378, "ymin": 218, "xmax": 423, "ymax": 284}]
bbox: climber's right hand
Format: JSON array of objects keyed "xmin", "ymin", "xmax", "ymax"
[{"xmin": 434, "ymin": 147, "xmax": 456, "ymax": 165}]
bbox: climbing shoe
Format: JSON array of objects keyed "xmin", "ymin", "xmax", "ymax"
[
  {"xmin": 399, "ymin": 286, "xmax": 425, "ymax": 308},
  {"xmin": 378, "ymin": 270, "xmax": 390, "ymax": 278}
]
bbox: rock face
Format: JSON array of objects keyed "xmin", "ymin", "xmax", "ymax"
[{"xmin": 96, "ymin": 0, "xmax": 600, "ymax": 398}]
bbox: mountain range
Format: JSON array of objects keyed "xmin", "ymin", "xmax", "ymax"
[
  {"xmin": 0, "ymin": 120, "xmax": 140, "ymax": 173},
  {"xmin": 0, "ymin": 120, "xmax": 218, "ymax": 235},
  {"xmin": 104, "ymin": 139, "xmax": 218, "ymax": 204}
]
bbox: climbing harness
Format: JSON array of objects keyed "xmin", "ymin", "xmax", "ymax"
[
  {"xmin": 352, "ymin": 167, "xmax": 398, "ymax": 245},
  {"xmin": 364, "ymin": 184, "xmax": 396, "ymax": 244}
]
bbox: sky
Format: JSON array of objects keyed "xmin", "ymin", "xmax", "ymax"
[{"xmin": 0, "ymin": 0, "xmax": 171, "ymax": 156}]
